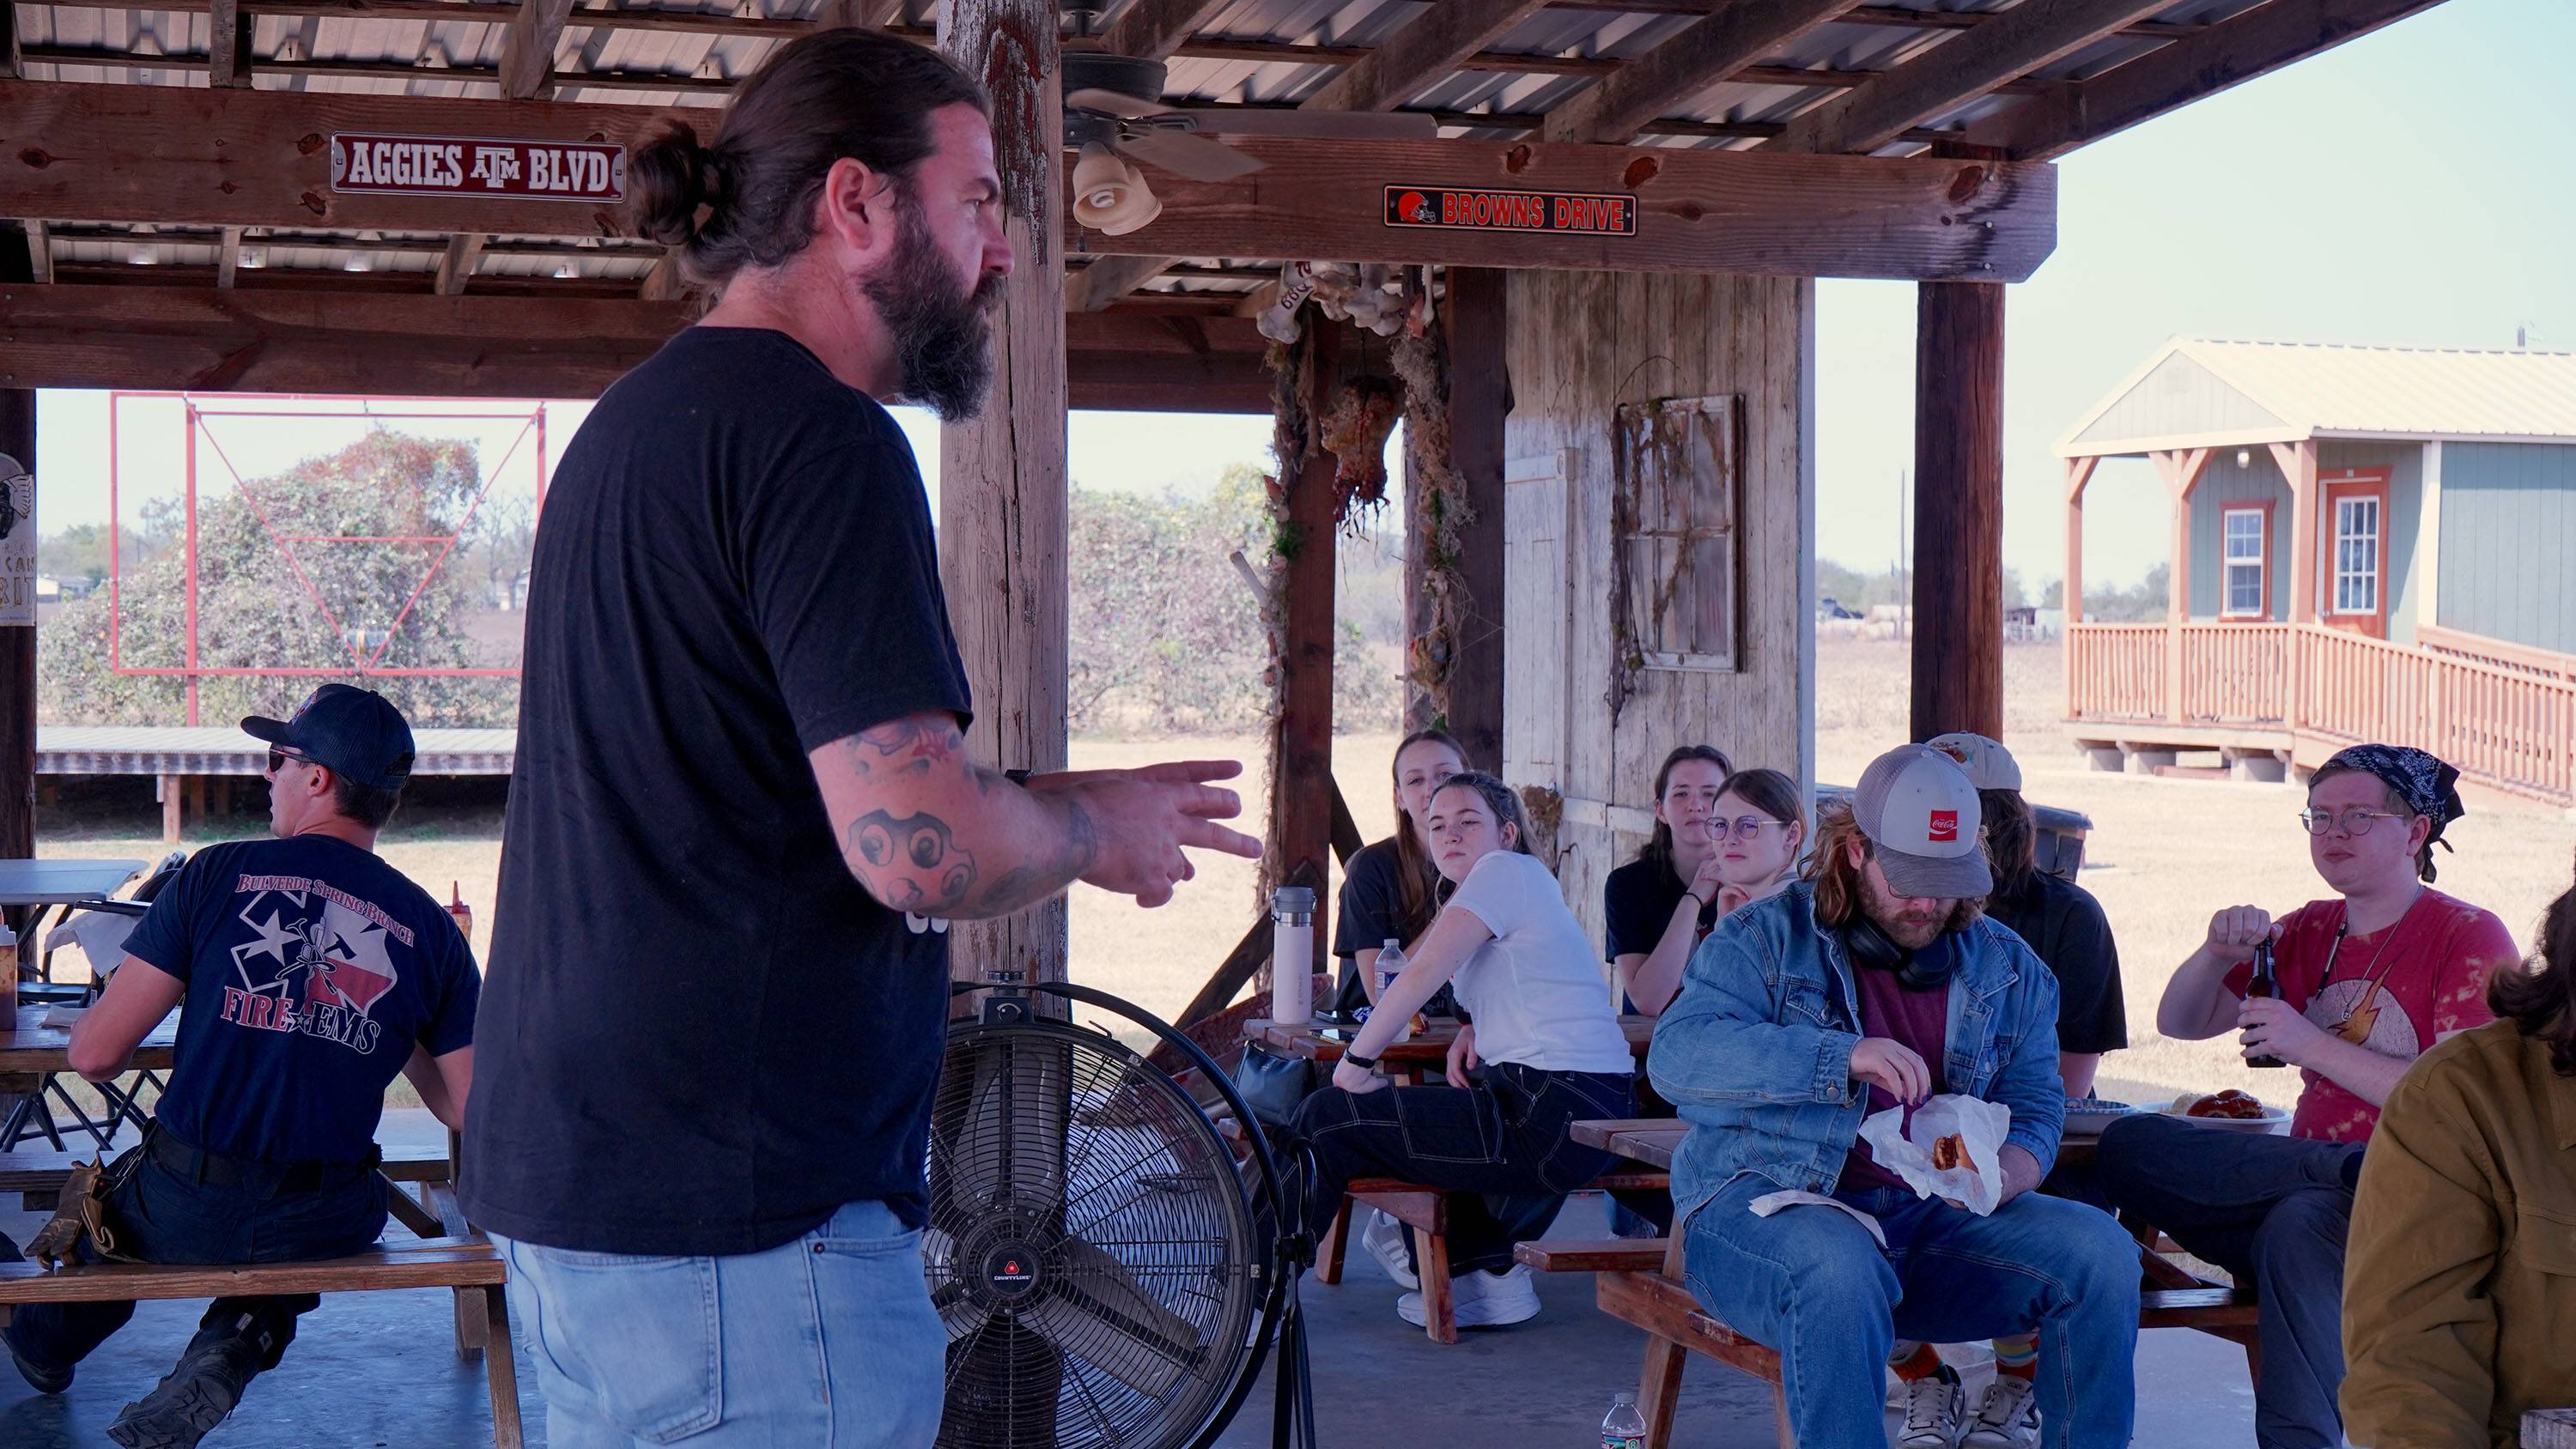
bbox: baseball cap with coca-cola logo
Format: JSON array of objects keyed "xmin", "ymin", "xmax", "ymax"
[{"xmin": 1850, "ymin": 743, "xmax": 1990, "ymax": 900}]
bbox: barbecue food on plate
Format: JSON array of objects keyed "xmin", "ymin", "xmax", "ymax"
[
  {"xmin": 2183, "ymin": 1088, "xmax": 2269, "ymax": 1119},
  {"xmin": 1930, "ymin": 1132, "xmax": 1975, "ymax": 1173}
]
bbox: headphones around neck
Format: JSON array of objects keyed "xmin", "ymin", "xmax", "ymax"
[{"xmin": 1840, "ymin": 912, "xmax": 1957, "ymax": 991}]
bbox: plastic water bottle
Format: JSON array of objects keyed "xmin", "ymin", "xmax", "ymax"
[
  {"xmin": 1601, "ymin": 1390, "xmax": 1647, "ymax": 1449},
  {"xmin": 1373, "ymin": 939, "xmax": 1416, "ymax": 1043}
]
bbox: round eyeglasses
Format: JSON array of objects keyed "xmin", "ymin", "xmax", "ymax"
[{"xmin": 2297, "ymin": 808, "xmax": 2406, "ymax": 837}]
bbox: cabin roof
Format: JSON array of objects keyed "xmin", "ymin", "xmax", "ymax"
[{"xmin": 2059, "ymin": 336, "xmax": 2576, "ymax": 456}]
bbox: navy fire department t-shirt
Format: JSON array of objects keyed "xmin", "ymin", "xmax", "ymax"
[
  {"xmin": 123, "ymin": 836, "xmax": 479, "ymax": 1165},
  {"xmin": 465, "ymin": 327, "xmax": 972, "ymax": 1258}
]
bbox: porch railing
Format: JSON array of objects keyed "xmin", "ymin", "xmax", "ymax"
[
  {"xmin": 2064, "ymin": 622, "xmax": 2167, "ymax": 721},
  {"xmin": 2064, "ymin": 620, "xmax": 2576, "ymax": 805}
]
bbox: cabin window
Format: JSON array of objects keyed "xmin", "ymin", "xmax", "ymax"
[
  {"xmin": 2333, "ymin": 495, "xmax": 2380, "ymax": 615},
  {"xmin": 1612, "ymin": 395, "xmax": 1742, "ymax": 673},
  {"xmin": 2221, "ymin": 507, "xmax": 2266, "ymax": 618}
]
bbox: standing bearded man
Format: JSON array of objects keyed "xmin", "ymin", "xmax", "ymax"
[{"xmin": 461, "ymin": 30, "xmax": 1260, "ymax": 1448}]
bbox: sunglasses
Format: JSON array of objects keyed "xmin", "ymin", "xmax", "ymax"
[{"xmin": 264, "ymin": 747, "xmax": 313, "ymax": 774}]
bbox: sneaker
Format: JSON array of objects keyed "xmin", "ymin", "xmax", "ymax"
[
  {"xmin": 1395, "ymin": 1264, "xmax": 1541, "ymax": 1329},
  {"xmin": 105, "ymin": 1336, "xmax": 261, "ymax": 1449},
  {"xmin": 1893, "ymin": 1367, "xmax": 1965, "ymax": 1449},
  {"xmin": 1962, "ymin": 1373, "xmax": 2040, "ymax": 1449},
  {"xmin": 3, "ymin": 1326, "xmax": 72, "ymax": 1395},
  {"xmin": 1359, "ymin": 1210, "xmax": 1418, "ymax": 1290}
]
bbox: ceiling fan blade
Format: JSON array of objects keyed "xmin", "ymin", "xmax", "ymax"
[
  {"xmin": 1177, "ymin": 108, "xmax": 1438, "ymax": 141},
  {"xmin": 1066, "ymin": 86, "xmax": 1165, "ymax": 118},
  {"xmin": 1021, "ymin": 1237, "xmax": 1205, "ymax": 1400},
  {"xmin": 1116, "ymin": 129, "xmax": 1266, "ymax": 184}
]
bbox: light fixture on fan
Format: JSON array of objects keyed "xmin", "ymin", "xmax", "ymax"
[{"xmin": 1071, "ymin": 142, "xmax": 1161, "ymax": 236}]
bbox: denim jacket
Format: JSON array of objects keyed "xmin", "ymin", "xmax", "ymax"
[{"xmin": 1647, "ymin": 881, "xmax": 2065, "ymax": 1233}]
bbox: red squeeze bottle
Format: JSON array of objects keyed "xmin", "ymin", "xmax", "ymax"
[
  {"xmin": 448, "ymin": 882, "xmax": 474, "ymax": 944},
  {"xmin": 2245, "ymin": 937, "xmax": 2285, "ymax": 1069}
]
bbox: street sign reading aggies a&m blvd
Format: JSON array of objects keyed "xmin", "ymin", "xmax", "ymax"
[{"xmin": 330, "ymin": 135, "xmax": 627, "ymax": 203}]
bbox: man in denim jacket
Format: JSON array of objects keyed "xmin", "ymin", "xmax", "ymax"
[{"xmin": 1649, "ymin": 745, "xmax": 2139, "ymax": 1448}]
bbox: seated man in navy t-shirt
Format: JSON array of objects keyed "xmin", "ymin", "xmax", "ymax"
[{"xmin": 3, "ymin": 685, "xmax": 479, "ymax": 1449}]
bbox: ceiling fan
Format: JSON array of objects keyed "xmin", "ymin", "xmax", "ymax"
[{"xmin": 1060, "ymin": 0, "xmax": 1436, "ymax": 234}]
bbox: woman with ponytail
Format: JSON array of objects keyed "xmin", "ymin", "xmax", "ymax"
[
  {"xmin": 1292, "ymin": 773, "xmax": 1635, "ymax": 1331},
  {"xmin": 1329, "ymin": 729, "xmax": 1467, "ymax": 1016}
]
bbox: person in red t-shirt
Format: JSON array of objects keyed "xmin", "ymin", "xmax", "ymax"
[{"xmin": 2097, "ymin": 743, "xmax": 2512, "ymax": 1449}]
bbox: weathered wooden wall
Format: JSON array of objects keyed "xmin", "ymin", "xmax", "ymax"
[{"xmin": 1501, "ymin": 270, "xmax": 1813, "ymax": 953}]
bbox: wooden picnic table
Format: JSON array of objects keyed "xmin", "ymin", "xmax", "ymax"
[
  {"xmin": 1244, "ymin": 1014, "xmax": 1656, "ymax": 1069},
  {"xmin": 1569, "ymin": 1119, "xmax": 2106, "ymax": 1170},
  {"xmin": 0, "ymin": 1004, "xmax": 179, "ymax": 1149}
]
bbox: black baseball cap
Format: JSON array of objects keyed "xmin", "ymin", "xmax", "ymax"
[{"xmin": 243, "ymin": 684, "xmax": 416, "ymax": 790}]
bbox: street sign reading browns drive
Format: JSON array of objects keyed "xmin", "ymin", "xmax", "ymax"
[
  {"xmin": 1384, "ymin": 185, "xmax": 1637, "ymax": 236},
  {"xmin": 330, "ymin": 134, "xmax": 628, "ymax": 203}
]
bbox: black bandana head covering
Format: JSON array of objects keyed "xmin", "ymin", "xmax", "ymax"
[{"xmin": 2320, "ymin": 743, "xmax": 2464, "ymax": 881}]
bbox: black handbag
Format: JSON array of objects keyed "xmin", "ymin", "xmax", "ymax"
[{"xmin": 1230, "ymin": 1042, "xmax": 1314, "ymax": 1130}]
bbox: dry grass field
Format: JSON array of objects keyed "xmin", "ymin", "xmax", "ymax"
[{"xmin": 31, "ymin": 634, "xmax": 2573, "ymax": 1112}]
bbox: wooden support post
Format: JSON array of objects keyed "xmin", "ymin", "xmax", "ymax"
[
  {"xmin": 0, "ymin": 227, "xmax": 33, "ymax": 904},
  {"xmin": 1271, "ymin": 322, "xmax": 1341, "ymax": 989},
  {"xmin": 2062, "ymin": 454, "xmax": 2096, "ymax": 724},
  {"xmin": 160, "ymin": 774, "xmax": 182, "ymax": 846},
  {"xmin": 938, "ymin": 0, "xmax": 1066, "ymax": 993},
  {"xmin": 2271, "ymin": 439, "xmax": 2318, "ymax": 731},
  {"xmin": 2153, "ymin": 446, "xmax": 2209, "ymax": 723},
  {"xmin": 1444, "ymin": 267, "xmax": 1508, "ymax": 767},
  {"xmin": 1909, "ymin": 150, "xmax": 2005, "ymax": 743}
]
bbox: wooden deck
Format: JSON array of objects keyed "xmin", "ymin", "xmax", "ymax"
[{"xmin": 2066, "ymin": 621, "xmax": 2576, "ymax": 807}]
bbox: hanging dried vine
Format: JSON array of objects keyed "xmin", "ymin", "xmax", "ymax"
[
  {"xmin": 1392, "ymin": 323, "xmax": 1473, "ymax": 731},
  {"xmin": 1255, "ymin": 325, "xmax": 1318, "ymax": 906}
]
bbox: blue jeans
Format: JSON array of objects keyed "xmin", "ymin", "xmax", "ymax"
[
  {"xmin": 496, "ymin": 1199, "xmax": 942, "ymax": 1448},
  {"xmin": 1682, "ymin": 1175, "xmax": 2140, "ymax": 1449},
  {"xmin": 4, "ymin": 1141, "xmax": 388, "ymax": 1379}
]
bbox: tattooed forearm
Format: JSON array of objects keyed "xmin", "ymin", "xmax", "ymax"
[
  {"xmin": 841, "ymin": 784, "xmax": 1101, "ymax": 919},
  {"xmin": 842, "ymin": 716, "xmax": 965, "ymax": 779}
]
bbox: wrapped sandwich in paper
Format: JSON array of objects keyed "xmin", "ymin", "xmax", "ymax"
[{"xmin": 1856, "ymin": 1094, "xmax": 2014, "ymax": 1216}]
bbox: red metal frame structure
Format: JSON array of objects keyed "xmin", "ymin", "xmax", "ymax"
[{"xmin": 105, "ymin": 391, "xmax": 550, "ymax": 724}]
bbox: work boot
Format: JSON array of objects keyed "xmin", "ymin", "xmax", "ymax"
[
  {"xmin": 3, "ymin": 1323, "xmax": 72, "ymax": 1395},
  {"xmin": 105, "ymin": 1332, "xmax": 263, "ymax": 1448}
]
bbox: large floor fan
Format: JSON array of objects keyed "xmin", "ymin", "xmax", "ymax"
[{"xmin": 929, "ymin": 975, "xmax": 1315, "ymax": 1449}]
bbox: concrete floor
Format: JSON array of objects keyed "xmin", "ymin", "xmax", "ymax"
[{"xmin": 0, "ymin": 1116, "xmax": 2264, "ymax": 1447}]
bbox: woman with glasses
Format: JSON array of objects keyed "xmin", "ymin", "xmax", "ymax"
[
  {"xmin": 1602, "ymin": 744, "xmax": 1735, "ymax": 1019},
  {"xmin": 2095, "ymin": 744, "xmax": 2518, "ymax": 1449}
]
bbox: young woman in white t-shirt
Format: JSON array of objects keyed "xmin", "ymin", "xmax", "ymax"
[{"xmin": 1289, "ymin": 772, "xmax": 1635, "ymax": 1329}]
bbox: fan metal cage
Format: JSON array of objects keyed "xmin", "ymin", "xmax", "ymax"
[{"xmin": 928, "ymin": 1011, "xmax": 1276, "ymax": 1449}]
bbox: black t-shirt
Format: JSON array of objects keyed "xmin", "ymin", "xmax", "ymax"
[
  {"xmin": 464, "ymin": 327, "xmax": 972, "ymax": 1257},
  {"xmin": 1328, "ymin": 838, "xmax": 1453, "ymax": 1017},
  {"xmin": 1601, "ymin": 857, "xmax": 1714, "ymax": 965},
  {"xmin": 125, "ymin": 837, "xmax": 478, "ymax": 1164},
  {"xmin": 1986, "ymin": 870, "xmax": 2128, "ymax": 1056}
]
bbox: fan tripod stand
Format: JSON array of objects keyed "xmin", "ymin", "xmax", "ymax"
[{"xmin": 932, "ymin": 972, "xmax": 1318, "ymax": 1449}]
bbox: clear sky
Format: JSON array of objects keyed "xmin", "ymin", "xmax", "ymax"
[{"xmin": 28, "ymin": 0, "xmax": 2569, "ymax": 592}]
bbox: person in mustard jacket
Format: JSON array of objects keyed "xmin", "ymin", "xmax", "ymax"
[{"xmin": 2342, "ymin": 868, "xmax": 2576, "ymax": 1447}]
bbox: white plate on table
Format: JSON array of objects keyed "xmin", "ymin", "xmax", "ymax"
[
  {"xmin": 2062, "ymin": 1099, "xmax": 2136, "ymax": 1136},
  {"xmin": 2159, "ymin": 1099, "xmax": 2292, "ymax": 1133}
]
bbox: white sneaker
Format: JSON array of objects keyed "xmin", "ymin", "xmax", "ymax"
[
  {"xmin": 1395, "ymin": 1264, "xmax": 1542, "ymax": 1329},
  {"xmin": 1893, "ymin": 1371, "xmax": 1965, "ymax": 1449},
  {"xmin": 1359, "ymin": 1209, "xmax": 1418, "ymax": 1290},
  {"xmin": 1961, "ymin": 1374, "xmax": 2040, "ymax": 1449}
]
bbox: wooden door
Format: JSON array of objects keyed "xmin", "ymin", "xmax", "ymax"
[{"xmin": 1504, "ymin": 449, "xmax": 1577, "ymax": 791}]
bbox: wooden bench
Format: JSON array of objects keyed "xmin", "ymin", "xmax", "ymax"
[
  {"xmin": 0, "ymin": 1140, "xmax": 459, "ymax": 1210},
  {"xmin": 1313, "ymin": 1171, "xmax": 1670, "ymax": 1344},
  {"xmin": 1516, "ymin": 1231, "xmax": 2263, "ymax": 1448},
  {"xmin": 0, "ymin": 1238, "xmax": 522, "ymax": 1448}
]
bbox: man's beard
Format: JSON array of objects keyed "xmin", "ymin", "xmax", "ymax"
[
  {"xmin": 1862, "ymin": 876, "xmax": 1974, "ymax": 950},
  {"xmin": 861, "ymin": 196, "xmax": 1005, "ymax": 423}
]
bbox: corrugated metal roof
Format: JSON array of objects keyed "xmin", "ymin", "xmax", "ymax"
[{"xmin": 2060, "ymin": 338, "xmax": 2576, "ymax": 451}]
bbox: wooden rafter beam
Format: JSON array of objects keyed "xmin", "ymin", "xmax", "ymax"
[
  {"xmin": 1971, "ymin": 0, "xmax": 2447, "ymax": 161},
  {"xmin": 1303, "ymin": 0, "xmax": 1555, "ymax": 113},
  {"xmin": 809, "ymin": 0, "xmax": 903, "ymax": 29},
  {"xmin": 1103, "ymin": 0, "xmax": 1233, "ymax": 62},
  {"xmin": 216, "ymin": 225, "xmax": 243, "ymax": 287},
  {"xmin": 434, "ymin": 233, "xmax": 485, "ymax": 294},
  {"xmin": 0, "ymin": 82, "xmax": 2057, "ymax": 280},
  {"xmin": 1770, "ymin": 0, "xmax": 2177, "ymax": 155},
  {"xmin": 1541, "ymin": 0, "xmax": 1862, "ymax": 145},
  {"xmin": 498, "ymin": 0, "xmax": 574, "ymax": 100},
  {"xmin": 205, "ymin": 0, "xmax": 251, "ymax": 86},
  {"xmin": 0, "ymin": 285, "xmax": 1281, "ymax": 409},
  {"xmin": 1066, "ymin": 254, "xmax": 1179, "ymax": 312},
  {"xmin": 20, "ymin": 221, "xmax": 49, "ymax": 283},
  {"xmin": 0, "ymin": 0, "xmax": 18, "ymax": 81}
]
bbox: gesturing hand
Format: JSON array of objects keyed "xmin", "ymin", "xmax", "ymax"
[
  {"xmin": 1024, "ymin": 760, "xmax": 1261, "ymax": 907},
  {"xmin": 1850, "ymin": 1037, "xmax": 1931, "ymax": 1107}
]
